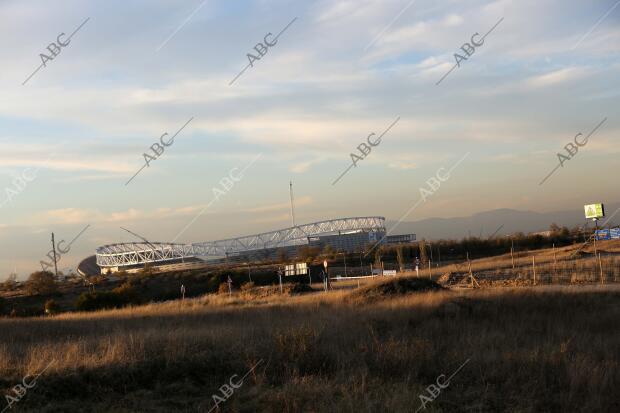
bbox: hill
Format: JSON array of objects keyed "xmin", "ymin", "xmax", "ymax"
[{"xmin": 389, "ymin": 202, "xmax": 620, "ymax": 239}]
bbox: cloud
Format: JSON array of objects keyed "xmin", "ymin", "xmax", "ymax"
[
  {"xmin": 314, "ymin": 0, "xmax": 380, "ymax": 23},
  {"xmin": 388, "ymin": 160, "xmax": 418, "ymax": 170},
  {"xmin": 525, "ymin": 67, "xmax": 589, "ymax": 88},
  {"xmin": 28, "ymin": 195, "xmax": 314, "ymax": 227},
  {"xmin": 244, "ymin": 196, "xmax": 313, "ymax": 213},
  {"xmin": 0, "ymin": 142, "xmax": 133, "ymax": 174},
  {"xmin": 44, "ymin": 208, "xmax": 98, "ymax": 225},
  {"xmin": 250, "ymin": 213, "xmax": 292, "ymax": 225},
  {"xmin": 1, "ymin": 0, "xmax": 619, "ymax": 275},
  {"xmin": 288, "ymin": 158, "xmax": 326, "ymax": 173}
]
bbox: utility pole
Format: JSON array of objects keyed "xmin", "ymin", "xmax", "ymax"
[
  {"xmin": 553, "ymin": 243, "xmax": 557, "ymax": 281},
  {"xmin": 593, "ymin": 218, "xmax": 598, "ymax": 256},
  {"xmin": 278, "ymin": 267, "xmax": 283, "ymax": 294},
  {"xmin": 51, "ymin": 233, "xmax": 59, "ymax": 279},
  {"xmin": 467, "ymin": 252, "xmax": 473, "ymax": 288}
]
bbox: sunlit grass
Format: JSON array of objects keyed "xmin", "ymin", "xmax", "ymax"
[{"xmin": 0, "ymin": 280, "xmax": 618, "ymax": 412}]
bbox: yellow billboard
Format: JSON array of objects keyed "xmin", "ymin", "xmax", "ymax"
[{"xmin": 584, "ymin": 203, "xmax": 604, "ymax": 219}]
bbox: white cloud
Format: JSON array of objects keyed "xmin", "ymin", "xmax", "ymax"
[
  {"xmin": 525, "ymin": 67, "xmax": 589, "ymax": 88},
  {"xmin": 244, "ymin": 196, "xmax": 313, "ymax": 213},
  {"xmin": 29, "ymin": 195, "xmax": 314, "ymax": 226}
]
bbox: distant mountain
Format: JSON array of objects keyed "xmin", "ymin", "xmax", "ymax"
[{"xmin": 388, "ymin": 203, "xmax": 620, "ymax": 240}]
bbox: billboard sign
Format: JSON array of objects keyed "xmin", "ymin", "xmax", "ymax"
[
  {"xmin": 584, "ymin": 203, "xmax": 604, "ymax": 219},
  {"xmin": 595, "ymin": 229, "xmax": 611, "ymax": 240}
]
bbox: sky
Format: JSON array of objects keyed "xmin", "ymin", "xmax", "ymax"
[{"xmin": 0, "ymin": 0, "xmax": 619, "ymax": 279}]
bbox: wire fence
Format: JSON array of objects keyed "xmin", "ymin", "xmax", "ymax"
[
  {"xmin": 474, "ymin": 255, "xmax": 619, "ymax": 285},
  {"xmin": 326, "ymin": 253, "xmax": 620, "ymax": 287}
]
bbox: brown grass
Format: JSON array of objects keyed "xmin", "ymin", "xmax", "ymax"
[
  {"xmin": 399, "ymin": 239, "xmax": 620, "ymax": 287},
  {"xmin": 0, "ymin": 278, "xmax": 619, "ymax": 412}
]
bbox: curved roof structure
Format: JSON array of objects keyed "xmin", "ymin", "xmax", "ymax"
[{"xmin": 96, "ymin": 216, "xmax": 386, "ymax": 268}]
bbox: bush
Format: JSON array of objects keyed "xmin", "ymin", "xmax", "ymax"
[
  {"xmin": 218, "ymin": 282, "xmax": 231, "ymax": 295},
  {"xmin": 44, "ymin": 299, "xmax": 60, "ymax": 315},
  {"xmin": 75, "ymin": 284, "xmax": 143, "ymax": 312},
  {"xmin": 9, "ymin": 307, "xmax": 44, "ymax": 317},
  {"xmin": 288, "ymin": 283, "xmax": 313, "ymax": 294},
  {"xmin": 75, "ymin": 292, "xmax": 120, "ymax": 312},
  {"xmin": 25, "ymin": 271, "xmax": 58, "ymax": 296},
  {"xmin": 2, "ymin": 273, "xmax": 18, "ymax": 291},
  {"xmin": 112, "ymin": 281, "xmax": 141, "ymax": 303},
  {"xmin": 348, "ymin": 277, "xmax": 444, "ymax": 303},
  {"xmin": 240, "ymin": 282, "xmax": 255, "ymax": 291}
]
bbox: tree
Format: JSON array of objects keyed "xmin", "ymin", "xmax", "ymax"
[
  {"xmin": 323, "ymin": 244, "xmax": 335, "ymax": 260},
  {"xmin": 396, "ymin": 246, "xmax": 404, "ymax": 272},
  {"xmin": 419, "ymin": 239, "xmax": 428, "ymax": 265},
  {"xmin": 374, "ymin": 248, "xmax": 383, "ymax": 268},
  {"xmin": 298, "ymin": 246, "xmax": 320, "ymax": 263},
  {"xmin": 0, "ymin": 296, "xmax": 6, "ymax": 315},
  {"xmin": 25, "ymin": 271, "xmax": 58, "ymax": 296},
  {"xmin": 277, "ymin": 248, "xmax": 289, "ymax": 264},
  {"xmin": 2, "ymin": 273, "xmax": 17, "ymax": 291}
]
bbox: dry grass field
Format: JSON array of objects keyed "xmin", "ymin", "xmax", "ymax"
[
  {"xmin": 392, "ymin": 239, "xmax": 620, "ymax": 287},
  {"xmin": 1, "ymin": 277, "xmax": 619, "ymax": 412}
]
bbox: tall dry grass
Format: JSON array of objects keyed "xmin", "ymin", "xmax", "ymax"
[
  {"xmin": 398, "ymin": 240, "xmax": 620, "ymax": 286},
  {"xmin": 0, "ymin": 282, "xmax": 619, "ymax": 412}
]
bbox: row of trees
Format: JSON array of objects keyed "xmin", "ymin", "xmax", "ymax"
[
  {"xmin": 280, "ymin": 224, "xmax": 593, "ymax": 269},
  {"xmin": 0, "ymin": 224, "xmax": 597, "ymax": 298},
  {"xmin": 0, "ymin": 271, "xmax": 59, "ymax": 296},
  {"xmin": 371, "ymin": 224, "xmax": 592, "ymax": 266}
]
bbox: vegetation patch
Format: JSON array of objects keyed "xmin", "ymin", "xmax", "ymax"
[
  {"xmin": 348, "ymin": 277, "xmax": 445, "ymax": 303},
  {"xmin": 238, "ymin": 283, "xmax": 314, "ymax": 299}
]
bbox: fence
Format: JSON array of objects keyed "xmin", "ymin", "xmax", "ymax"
[
  {"xmin": 327, "ymin": 266, "xmax": 372, "ymax": 278},
  {"xmin": 436, "ymin": 253, "xmax": 620, "ymax": 287},
  {"xmin": 310, "ymin": 250, "xmax": 620, "ymax": 287}
]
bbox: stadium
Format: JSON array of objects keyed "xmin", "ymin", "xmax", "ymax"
[{"xmin": 77, "ymin": 216, "xmax": 416, "ymax": 276}]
